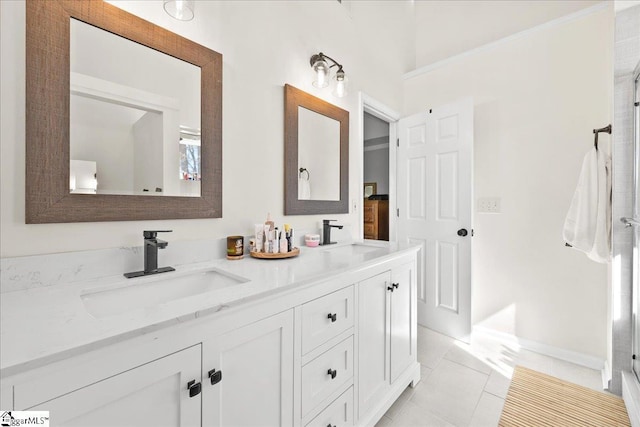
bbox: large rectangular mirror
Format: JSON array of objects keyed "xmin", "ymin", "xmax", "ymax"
[
  {"xmin": 284, "ymin": 85, "xmax": 349, "ymax": 215},
  {"xmin": 26, "ymin": 0, "xmax": 222, "ymax": 223}
]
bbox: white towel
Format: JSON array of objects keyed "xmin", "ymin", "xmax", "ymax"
[
  {"xmin": 298, "ymin": 177, "xmax": 311, "ymax": 200},
  {"xmin": 563, "ymin": 147, "xmax": 611, "ymax": 263}
]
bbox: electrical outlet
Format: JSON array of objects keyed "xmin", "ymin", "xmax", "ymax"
[{"xmin": 477, "ymin": 197, "xmax": 501, "ymax": 213}]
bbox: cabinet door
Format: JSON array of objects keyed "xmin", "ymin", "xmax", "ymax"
[
  {"xmin": 29, "ymin": 345, "xmax": 202, "ymax": 427},
  {"xmin": 203, "ymin": 310, "xmax": 294, "ymax": 427},
  {"xmin": 390, "ymin": 263, "xmax": 415, "ymax": 383},
  {"xmin": 357, "ymin": 271, "xmax": 391, "ymax": 419}
]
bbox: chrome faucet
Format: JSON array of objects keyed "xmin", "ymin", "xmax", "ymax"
[
  {"xmin": 322, "ymin": 220, "xmax": 343, "ymax": 245},
  {"xmin": 124, "ymin": 230, "xmax": 175, "ymax": 278}
]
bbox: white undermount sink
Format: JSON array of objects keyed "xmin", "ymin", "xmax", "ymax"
[
  {"xmin": 322, "ymin": 243, "xmax": 384, "ymax": 257},
  {"xmin": 81, "ymin": 269, "xmax": 248, "ymax": 318}
]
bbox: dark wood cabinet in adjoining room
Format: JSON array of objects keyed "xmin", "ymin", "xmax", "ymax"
[{"xmin": 364, "ymin": 199, "xmax": 389, "ymax": 241}]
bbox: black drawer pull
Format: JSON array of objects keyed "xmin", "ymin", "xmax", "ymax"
[
  {"xmin": 392, "ymin": 283, "xmax": 399, "ymax": 289},
  {"xmin": 327, "ymin": 369, "xmax": 337, "ymax": 379},
  {"xmin": 208, "ymin": 369, "xmax": 223, "ymax": 385},
  {"xmin": 327, "ymin": 425, "xmax": 335, "ymax": 427},
  {"xmin": 387, "ymin": 285, "xmax": 394, "ymax": 292},
  {"xmin": 327, "ymin": 313, "xmax": 337, "ymax": 322},
  {"xmin": 187, "ymin": 380, "xmax": 201, "ymax": 397}
]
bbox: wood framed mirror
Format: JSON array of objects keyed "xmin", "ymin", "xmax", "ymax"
[
  {"xmin": 284, "ymin": 84, "xmax": 349, "ymax": 215},
  {"xmin": 26, "ymin": 0, "xmax": 222, "ymax": 223}
]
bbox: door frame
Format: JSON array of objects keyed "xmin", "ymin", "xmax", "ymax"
[{"xmin": 358, "ymin": 93, "xmax": 400, "ymax": 241}]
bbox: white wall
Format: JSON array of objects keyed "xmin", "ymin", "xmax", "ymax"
[
  {"xmin": 404, "ymin": 7, "xmax": 614, "ymax": 359},
  {"xmin": 0, "ymin": 0, "xmax": 406, "ymax": 257}
]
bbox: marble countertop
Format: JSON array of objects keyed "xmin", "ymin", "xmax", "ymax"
[{"xmin": 1, "ymin": 241, "xmax": 418, "ymax": 378}]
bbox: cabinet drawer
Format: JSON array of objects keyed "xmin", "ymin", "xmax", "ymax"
[
  {"xmin": 363, "ymin": 223, "xmax": 376, "ymax": 239},
  {"xmin": 302, "ymin": 287, "xmax": 354, "ymax": 354},
  {"xmin": 305, "ymin": 386, "xmax": 353, "ymax": 427},
  {"xmin": 363, "ymin": 206, "xmax": 376, "ymax": 223},
  {"xmin": 301, "ymin": 336, "xmax": 353, "ymax": 417}
]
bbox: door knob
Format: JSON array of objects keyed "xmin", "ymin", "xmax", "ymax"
[{"xmin": 457, "ymin": 228, "xmax": 468, "ymax": 237}]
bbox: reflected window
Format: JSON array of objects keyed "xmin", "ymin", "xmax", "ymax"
[{"xmin": 179, "ymin": 127, "xmax": 201, "ymax": 181}]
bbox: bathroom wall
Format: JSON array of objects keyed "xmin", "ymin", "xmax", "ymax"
[
  {"xmin": 0, "ymin": 0, "xmax": 414, "ymax": 257},
  {"xmin": 403, "ymin": 6, "xmax": 614, "ymax": 360},
  {"xmin": 610, "ymin": 3, "xmax": 640, "ymax": 395}
]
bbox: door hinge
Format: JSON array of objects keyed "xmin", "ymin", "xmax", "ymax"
[
  {"xmin": 396, "ymin": 208, "xmax": 400, "ymax": 217},
  {"xmin": 396, "ymin": 138, "xmax": 399, "ymax": 147},
  {"xmin": 472, "ymin": 229, "xmax": 474, "ymax": 237},
  {"xmin": 429, "ymin": 108, "xmax": 432, "ymax": 114}
]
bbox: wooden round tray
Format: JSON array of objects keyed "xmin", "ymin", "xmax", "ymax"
[{"xmin": 250, "ymin": 247, "xmax": 300, "ymax": 259}]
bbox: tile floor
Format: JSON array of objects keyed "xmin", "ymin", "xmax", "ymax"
[{"xmin": 375, "ymin": 326, "xmax": 605, "ymax": 427}]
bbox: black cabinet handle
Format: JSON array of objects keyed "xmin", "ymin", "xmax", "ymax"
[
  {"xmin": 187, "ymin": 380, "xmax": 201, "ymax": 397},
  {"xmin": 387, "ymin": 285, "xmax": 394, "ymax": 292},
  {"xmin": 327, "ymin": 425, "xmax": 336, "ymax": 427},
  {"xmin": 327, "ymin": 313, "xmax": 337, "ymax": 322},
  {"xmin": 208, "ymin": 369, "xmax": 223, "ymax": 385},
  {"xmin": 327, "ymin": 369, "xmax": 337, "ymax": 379},
  {"xmin": 392, "ymin": 283, "xmax": 399, "ymax": 289}
]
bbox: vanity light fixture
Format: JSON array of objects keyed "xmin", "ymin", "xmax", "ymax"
[
  {"xmin": 310, "ymin": 52, "xmax": 348, "ymax": 98},
  {"xmin": 163, "ymin": 0, "xmax": 195, "ymax": 21}
]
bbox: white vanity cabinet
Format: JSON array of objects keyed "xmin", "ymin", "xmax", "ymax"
[
  {"xmin": 357, "ymin": 262, "xmax": 417, "ymax": 422},
  {"xmin": 20, "ymin": 345, "xmax": 203, "ymax": 426},
  {"xmin": 203, "ymin": 309, "xmax": 294, "ymax": 427},
  {"xmin": 11, "ymin": 310, "xmax": 294, "ymax": 427},
  {"xmin": 2, "ymin": 245, "xmax": 419, "ymax": 427}
]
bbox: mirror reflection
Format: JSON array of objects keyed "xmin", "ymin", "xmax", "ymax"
[
  {"xmin": 69, "ymin": 18, "xmax": 201, "ymax": 197},
  {"xmin": 297, "ymin": 107, "xmax": 340, "ymax": 201}
]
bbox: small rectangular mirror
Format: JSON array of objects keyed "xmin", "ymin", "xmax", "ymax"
[{"xmin": 284, "ymin": 85, "xmax": 349, "ymax": 215}]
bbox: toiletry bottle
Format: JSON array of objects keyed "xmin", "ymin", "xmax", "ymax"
[
  {"xmin": 273, "ymin": 227, "xmax": 280, "ymax": 254},
  {"xmin": 279, "ymin": 231, "xmax": 288, "ymax": 253},
  {"xmin": 265, "ymin": 213, "xmax": 275, "ymax": 231}
]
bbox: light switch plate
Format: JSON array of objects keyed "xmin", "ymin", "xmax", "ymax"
[{"xmin": 477, "ymin": 197, "xmax": 501, "ymax": 213}]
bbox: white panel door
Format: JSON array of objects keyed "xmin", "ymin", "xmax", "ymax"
[
  {"xmin": 30, "ymin": 345, "xmax": 202, "ymax": 427},
  {"xmin": 397, "ymin": 98, "xmax": 473, "ymax": 340},
  {"xmin": 203, "ymin": 310, "xmax": 294, "ymax": 427}
]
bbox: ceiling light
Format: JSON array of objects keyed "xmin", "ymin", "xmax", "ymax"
[{"xmin": 163, "ymin": 0, "xmax": 195, "ymax": 21}]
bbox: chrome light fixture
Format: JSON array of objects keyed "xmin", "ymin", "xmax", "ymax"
[
  {"xmin": 310, "ymin": 52, "xmax": 348, "ymax": 98},
  {"xmin": 163, "ymin": 0, "xmax": 195, "ymax": 21}
]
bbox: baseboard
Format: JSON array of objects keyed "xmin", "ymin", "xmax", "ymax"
[
  {"xmin": 473, "ymin": 326, "xmax": 605, "ymax": 371},
  {"xmin": 622, "ymin": 371, "xmax": 640, "ymax": 427},
  {"xmin": 602, "ymin": 360, "xmax": 612, "ymax": 391}
]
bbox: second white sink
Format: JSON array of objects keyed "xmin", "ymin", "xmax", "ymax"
[{"xmin": 81, "ymin": 269, "xmax": 248, "ymax": 318}]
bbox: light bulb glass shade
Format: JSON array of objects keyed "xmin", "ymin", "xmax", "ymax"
[
  {"xmin": 163, "ymin": 0, "xmax": 195, "ymax": 21},
  {"xmin": 332, "ymin": 70, "xmax": 348, "ymax": 98},
  {"xmin": 312, "ymin": 58, "xmax": 330, "ymax": 88}
]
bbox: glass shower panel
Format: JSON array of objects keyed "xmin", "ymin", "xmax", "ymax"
[{"xmin": 633, "ymin": 67, "xmax": 639, "ymax": 380}]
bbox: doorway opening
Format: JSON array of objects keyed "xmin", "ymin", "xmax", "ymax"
[
  {"xmin": 360, "ymin": 94, "xmax": 399, "ymax": 243},
  {"xmin": 363, "ymin": 112, "xmax": 390, "ymax": 241}
]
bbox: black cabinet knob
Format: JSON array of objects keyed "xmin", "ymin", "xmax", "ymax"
[
  {"xmin": 392, "ymin": 283, "xmax": 399, "ymax": 289},
  {"xmin": 327, "ymin": 313, "xmax": 337, "ymax": 322},
  {"xmin": 187, "ymin": 380, "xmax": 201, "ymax": 397},
  {"xmin": 208, "ymin": 369, "xmax": 223, "ymax": 385},
  {"xmin": 327, "ymin": 369, "xmax": 337, "ymax": 379},
  {"xmin": 457, "ymin": 228, "xmax": 468, "ymax": 237},
  {"xmin": 387, "ymin": 285, "xmax": 394, "ymax": 292}
]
